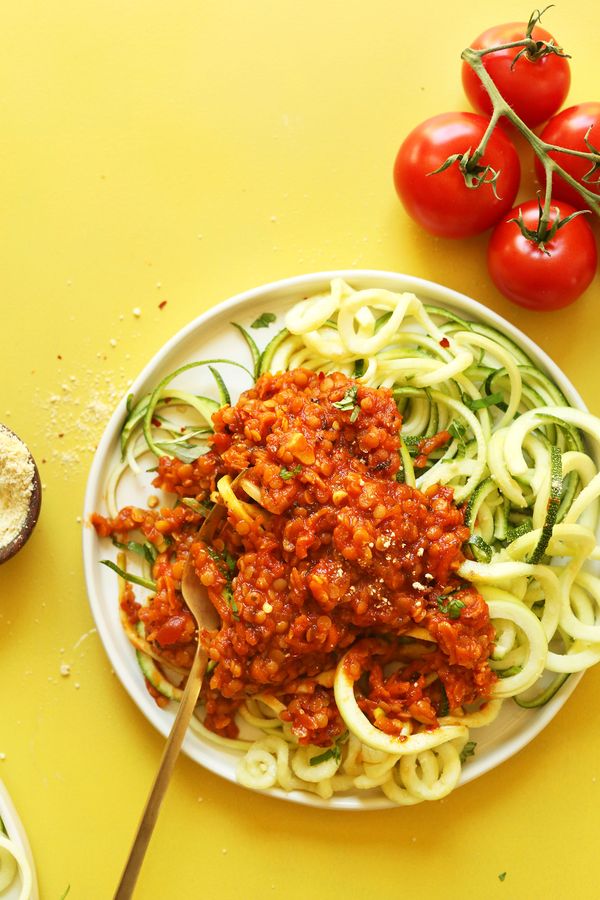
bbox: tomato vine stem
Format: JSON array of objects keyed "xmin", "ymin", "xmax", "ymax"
[{"xmin": 460, "ymin": 34, "xmax": 600, "ymax": 240}]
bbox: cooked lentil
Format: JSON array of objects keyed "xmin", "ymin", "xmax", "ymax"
[{"xmin": 92, "ymin": 368, "xmax": 496, "ymax": 745}]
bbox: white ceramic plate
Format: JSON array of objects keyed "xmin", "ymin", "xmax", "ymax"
[
  {"xmin": 0, "ymin": 779, "xmax": 38, "ymax": 900},
  {"xmin": 83, "ymin": 269, "xmax": 586, "ymax": 810}
]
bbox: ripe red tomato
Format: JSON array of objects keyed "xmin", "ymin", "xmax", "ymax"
[
  {"xmin": 393, "ymin": 112, "xmax": 520, "ymax": 238},
  {"xmin": 534, "ymin": 103, "xmax": 600, "ymax": 209},
  {"xmin": 487, "ymin": 200, "xmax": 597, "ymax": 310},
  {"xmin": 462, "ymin": 22, "xmax": 570, "ymax": 128}
]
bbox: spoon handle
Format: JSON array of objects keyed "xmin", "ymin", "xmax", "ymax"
[{"xmin": 113, "ymin": 645, "xmax": 208, "ymax": 899}]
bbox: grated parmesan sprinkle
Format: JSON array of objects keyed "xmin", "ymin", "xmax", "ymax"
[{"xmin": 0, "ymin": 425, "xmax": 35, "ymax": 547}]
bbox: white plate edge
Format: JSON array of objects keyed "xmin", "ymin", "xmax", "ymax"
[{"xmin": 81, "ymin": 268, "xmax": 589, "ymax": 810}]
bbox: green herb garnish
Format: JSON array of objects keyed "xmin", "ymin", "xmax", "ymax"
[
  {"xmin": 498, "ymin": 872, "xmax": 507, "ymax": 882},
  {"xmin": 463, "ymin": 391, "xmax": 504, "ymax": 411},
  {"xmin": 251, "ymin": 311, "xmax": 276, "ymax": 329},
  {"xmin": 332, "ymin": 385, "xmax": 360, "ymax": 422},
  {"xmin": 224, "ymin": 584, "xmax": 239, "ymax": 619},
  {"xmin": 154, "ymin": 439, "xmax": 208, "ymax": 463},
  {"xmin": 448, "ymin": 419, "xmax": 467, "ymax": 446},
  {"xmin": 222, "ymin": 549, "xmax": 237, "ymax": 573},
  {"xmin": 111, "ymin": 538, "xmax": 158, "ymax": 565},
  {"xmin": 459, "ymin": 740, "xmax": 477, "ymax": 763},
  {"xmin": 309, "ymin": 731, "xmax": 348, "ymax": 766},
  {"xmin": 436, "ymin": 593, "xmax": 466, "ymax": 619},
  {"xmin": 309, "ymin": 746, "xmax": 340, "ymax": 766},
  {"xmin": 182, "ymin": 497, "xmax": 213, "ymax": 516},
  {"xmin": 208, "ymin": 548, "xmax": 239, "ymax": 619},
  {"xmin": 280, "ymin": 464, "xmax": 302, "ymax": 480}
]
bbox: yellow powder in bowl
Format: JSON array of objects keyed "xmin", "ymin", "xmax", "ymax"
[{"xmin": 0, "ymin": 424, "xmax": 35, "ymax": 549}]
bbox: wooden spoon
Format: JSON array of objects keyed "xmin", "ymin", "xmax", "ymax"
[{"xmin": 113, "ymin": 510, "xmax": 221, "ymax": 899}]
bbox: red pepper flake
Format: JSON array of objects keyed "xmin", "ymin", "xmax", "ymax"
[
  {"xmin": 158, "ymin": 300, "xmax": 168, "ymax": 310},
  {"xmin": 439, "ymin": 337, "xmax": 450, "ymax": 348}
]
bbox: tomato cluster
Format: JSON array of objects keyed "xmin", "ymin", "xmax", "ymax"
[{"xmin": 393, "ymin": 17, "xmax": 599, "ymax": 311}]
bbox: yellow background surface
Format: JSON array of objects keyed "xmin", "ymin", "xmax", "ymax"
[{"xmin": 2, "ymin": 2, "xmax": 600, "ymax": 898}]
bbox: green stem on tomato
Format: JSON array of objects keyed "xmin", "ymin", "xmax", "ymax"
[
  {"xmin": 461, "ymin": 46, "xmax": 600, "ymax": 223},
  {"xmin": 470, "ymin": 107, "xmax": 502, "ymax": 166},
  {"xmin": 541, "ymin": 142, "xmax": 599, "ymax": 162},
  {"xmin": 541, "ymin": 158, "xmax": 554, "ymax": 232},
  {"xmin": 476, "ymin": 39, "xmax": 536, "ymax": 58}
]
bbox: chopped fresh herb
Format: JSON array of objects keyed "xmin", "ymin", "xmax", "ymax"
[
  {"xmin": 463, "ymin": 391, "xmax": 504, "ymax": 411},
  {"xmin": 309, "ymin": 745, "xmax": 339, "ymax": 766},
  {"xmin": 309, "ymin": 731, "xmax": 348, "ymax": 766},
  {"xmin": 206, "ymin": 659, "xmax": 217, "ymax": 675},
  {"xmin": 111, "ymin": 538, "xmax": 158, "ymax": 565},
  {"xmin": 332, "ymin": 384, "xmax": 358, "ymax": 410},
  {"xmin": 498, "ymin": 872, "xmax": 507, "ymax": 882},
  {"xmin": 332, "ymin": 385, "xmax": 360, "ymax": 422},
  {"xmin": 222, "ymin": 549, "xmax": 237, "ymax": 573},
  {"xmin": 436, "ymin": 593, "xmax": 465, "ymax": 619},
  {"xmin": 280, "ymin": 464, "xmax": 302, "ymax": 480},
  {"xmin": 182, "ymin": 497, "xmax": 212, "ymax": 516},
  {"xmin": 208, "ymin": 548, "xmax": 239, "ymax": 618},
  {"xmin": 223, "ymin": 584, "xmax": 239, "ymax": 619},
  {"xmin": 459, "ymin": 741, "xmax": 477, "ymax": 763},
  {"xmin": 251, "ymin": 311, "xmax": 276, "ymax": 329},
  {"xmin": 59, "ymin": 887, "xmax": 71, "ymax": 900},
  {"xmin": 154, "ymin": 439, "xmax": 208, "ymax": 463},
  {"xmin": 100, "ymin": 560, "xmax": 156, "ymax": 592},
  {"xmin": 448, "ymin": 419, "xmax": 467, "ymax": 446}
]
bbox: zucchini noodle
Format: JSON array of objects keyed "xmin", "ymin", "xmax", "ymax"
[
  {"xmin": 0, "ymin": 820, "xmax": 33, "ymax": 900},
  {"xmin": 97, "ymin": 278, "xmax": 600, "ymax": 806}
]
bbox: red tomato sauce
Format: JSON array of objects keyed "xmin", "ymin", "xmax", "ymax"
[{"xmin": 93, "ymin": 368, "xmax": 496, "ymax": 746}]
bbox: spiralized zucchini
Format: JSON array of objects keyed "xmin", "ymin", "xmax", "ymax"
[
  {"xmin": 0, "ymin": 820, "xmax": 33, "ymax": 900},
  {"xmin": 103, "ymin": 278, "xmax": 600, "ymax": 806}
]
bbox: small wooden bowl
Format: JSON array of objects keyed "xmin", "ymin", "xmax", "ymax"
[{"xmin": 0, "ymin": 427, "xmax": 42, "ymax": 565}]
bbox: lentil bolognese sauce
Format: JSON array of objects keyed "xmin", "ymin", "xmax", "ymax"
[
  {"xmin": 91, "ymin": 279, "xmax": 600, "ymax": 803},
  {"xmin": 93, "ymin": 368, "xmax": 496, "ymax": 756}
]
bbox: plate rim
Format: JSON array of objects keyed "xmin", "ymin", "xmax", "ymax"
[{"xmin": 82, "ymin": 268, "xmax": 587, "ymax": 810}]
